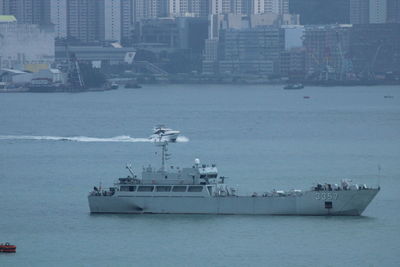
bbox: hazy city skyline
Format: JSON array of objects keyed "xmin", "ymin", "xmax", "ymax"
[{"xmin": 0, "ymin": 0, "xmax": 399, "ymax": 90}]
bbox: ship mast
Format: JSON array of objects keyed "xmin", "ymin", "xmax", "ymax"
[
  {"xmin": 161, "ymin": 141, "xmax": 166, "ymax": 171},
  {"xmin": 158, "ymin": 141, "xmax": 171, "ymax": 172}
]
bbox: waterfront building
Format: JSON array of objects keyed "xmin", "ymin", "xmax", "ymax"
[
  {"xmin": 50, "ymin": 0, "xmax": 67, "ymax": 38},
  {"xmin": 350, "ymin": 23, "xmax": 400, "ymax": 76},
  {"xmin": 252, "ymin": 0, "xmax": 265, "ymax": 14},
  {"xmin": 98, "ymin": 0, "xmax": 122, "ymax": 43},
  {"xmin": 387, "ymin": 0, "xmax": 400, "ymax": 23},
  {"xmin": 210, "ymin": 0, "xmax": 243, "ymax": 15},
  {"xmin": 133, "ymin": 17, "xmax": 207, "ymax": 51},
  {"xmin": 208, "ymin": 12, "xmax": 291, "ymax": 40},
  {"xmin": 350, "ymin": 0, "xmax": 399, "ymax": 24},
  {"xmin": 55, "ymin": 45, "xmax": 136, "ymax": 66},
  {"xmin": 166, "ymin": 0, "xmax": 209, "ymax": 17},
  {"xmin": 0, "ymin": 16, "xmax": 55, "ymax": 69},
  {"xmin": 289, "ymin": 0, "xmax": 350, "ymax": 24},
  {"xmin": 189, "ymin": 0, "xmax": 209, "ymax": 17},
  {"xmin": 168, "ymin": 0, "xmax": 188, "ymax": 16},
  {"xmin": 0, "ymin": 0, "xmax": 4, "ymax": 14},
  {"xmin": 280, "ymin": 47, "xmax": 305, "ymax": 80},
  {"xmin": 253, "ymin": 0, "xmax": 289, "ymax": 15},
  {"xmin": 202, "ymin": 44, "xmax": 218, "ymax": 74},
  {"xmin": 283, "ymin": 24, "xmax": 304, "ymax": 50},
  {"xmin": 218, "ymin": 26, "xmax": 284, "ymax": 75},
  {"xmin": 203, "ymin": 12, "xmax": 299, "ymax": 75},
  {"xmin": 120, "ymin": 0, "xmax": 135, "ymax": 44},
  {"xmin": 350, "ymin": 0, "xmax": 369, "ymax": 24},
  {"xmin": 134, "ymin": 18, "xmax": 180, "ymax": 49},
  {"xmin": 303, "ymin": 25, "xmax": 352, "ymax": 80},
  {"xmin": 369, "ymin": 0, "xmax": 387, "ymax": 23},
  {"xmin": 97, "ymin": 0, "xmax": 135, "ymax": 44},
  {"xmin": 135, "ymin": 0, "xmax": 165, "ymax": 21},
  {"xmin": 67, "ymin": 0, "xmax": 97, "ymax": 43},
  {"xmin": 0, "ymin": 0, "xmax": 51, "ymax": 25}
]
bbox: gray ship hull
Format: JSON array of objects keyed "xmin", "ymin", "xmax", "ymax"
[{"xmin": 88, "ymin": 188, "xmax": 379, "ymax": 216}]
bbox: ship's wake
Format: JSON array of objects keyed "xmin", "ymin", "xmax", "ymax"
[{"xmin": 0, "ymin": 135, "xmax": 189, "ymax": 143}]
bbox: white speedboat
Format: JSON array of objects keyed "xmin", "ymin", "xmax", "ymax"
[{"xmin": 149, "ymin": 125, "xmax": 180, "ymax": 142}]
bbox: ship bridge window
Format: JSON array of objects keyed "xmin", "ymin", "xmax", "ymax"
[
  {"xmin": 138, "ymin": 186, "xmax": 154, "ymax": 192},
  {"xmin": 207, "ymin": 174, "xmax": 217, "ymax": 178},
  {"xmin": 120, "ymin": 186, "xmax": 136, "ymax": 192},
  {"xmin": 156, "ymin": 186, "xmax": 172, "ymax": 192},
  {"xmin": 172, "ymin": 186, "xmax": 187, "ymax": 192},
  {"xmin": 188, "ymin": 186, "xmax": 203, "ymax": 192}
]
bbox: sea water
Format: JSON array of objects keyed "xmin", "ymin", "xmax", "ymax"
[{"xmin": 0, "ymin": 84, "xmax": 399, "ymax": 266}]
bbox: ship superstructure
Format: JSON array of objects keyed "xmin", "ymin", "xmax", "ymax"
[{"xmin": 88, "ymin": 132, "xmax": 379, "ymax": 216}]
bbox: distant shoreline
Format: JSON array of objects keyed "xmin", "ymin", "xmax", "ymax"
[{"xmin": 1, "ymin": 80, "xmax": 399, "ymax": 93}]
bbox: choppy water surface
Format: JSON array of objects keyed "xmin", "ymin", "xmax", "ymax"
[{"xmin": 0, "ymin": 85, "xmax": 399, "ymax": 266}]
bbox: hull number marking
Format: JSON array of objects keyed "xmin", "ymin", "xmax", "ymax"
[{"xmin": 315, "ymin": 192, "xmax": 338, "ymax": 200}]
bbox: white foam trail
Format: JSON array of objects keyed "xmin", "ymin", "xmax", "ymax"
[
  {"xmin": 176, "ymin": 136, "xmax": 189, "ymax": 142},
  {"xmin": 0, "ymin": 135, "xmax": 189, "ymax": 143}
]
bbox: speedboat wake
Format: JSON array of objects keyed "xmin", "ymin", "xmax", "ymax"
[{"xmin": 0, "ymin": 135, "xmax": 189, "ymax": 143}]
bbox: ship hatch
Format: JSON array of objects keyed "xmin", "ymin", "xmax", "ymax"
[{"xmin": 325, "ymin": 201, "xmax": 333, "ymax": 209}]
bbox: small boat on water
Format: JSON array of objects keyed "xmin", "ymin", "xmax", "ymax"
[
  {"xmin": 149, "ymin": 125, "xmax": 180, "ymax": 142},
  {"xmin": 0, "ymin": 243, "xmax": 16, "ymax": 253},
  {"xmin": 284, "ymin": 83, "xmax": 304, "ymax": 90},
  {"xmin": 110, "ymin": 82, "xmax": 119, "ymax": 90}
]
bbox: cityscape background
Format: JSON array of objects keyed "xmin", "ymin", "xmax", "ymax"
[{"xmin": 0, "ymin": 0, "xmax": 400, "ymax": 89}]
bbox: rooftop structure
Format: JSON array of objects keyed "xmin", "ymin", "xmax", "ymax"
[
  {"xmin": 0, "ymin": 15, "xmax": 16, "ymax": 23},
  {"xmin": 55, "ymin": 45, "xmax": 136, "ymax": 65}
]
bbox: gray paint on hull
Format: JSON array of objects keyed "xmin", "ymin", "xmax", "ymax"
[{"xmin": 88, "ymin": 189, "xmax": 379, "ymax": 216}]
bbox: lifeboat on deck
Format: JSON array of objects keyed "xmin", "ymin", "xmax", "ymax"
[{"xmin": 0, "ymin": 243, "xmax": 16, "ymax": 253}]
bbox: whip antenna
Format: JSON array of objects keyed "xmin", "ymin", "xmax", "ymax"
[{"xmin": 377, "ymin": 164, "xmax": 382, "ymax": 188}]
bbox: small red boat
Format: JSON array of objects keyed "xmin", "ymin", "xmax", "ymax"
[{"xmin": 0, "ymin": 243, "xmax": 16, "ymax": 253}]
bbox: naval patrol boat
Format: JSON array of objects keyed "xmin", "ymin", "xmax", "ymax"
[{"xmin": 88, "ymin": 133, "xmax": 379, "ymax": 216}]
